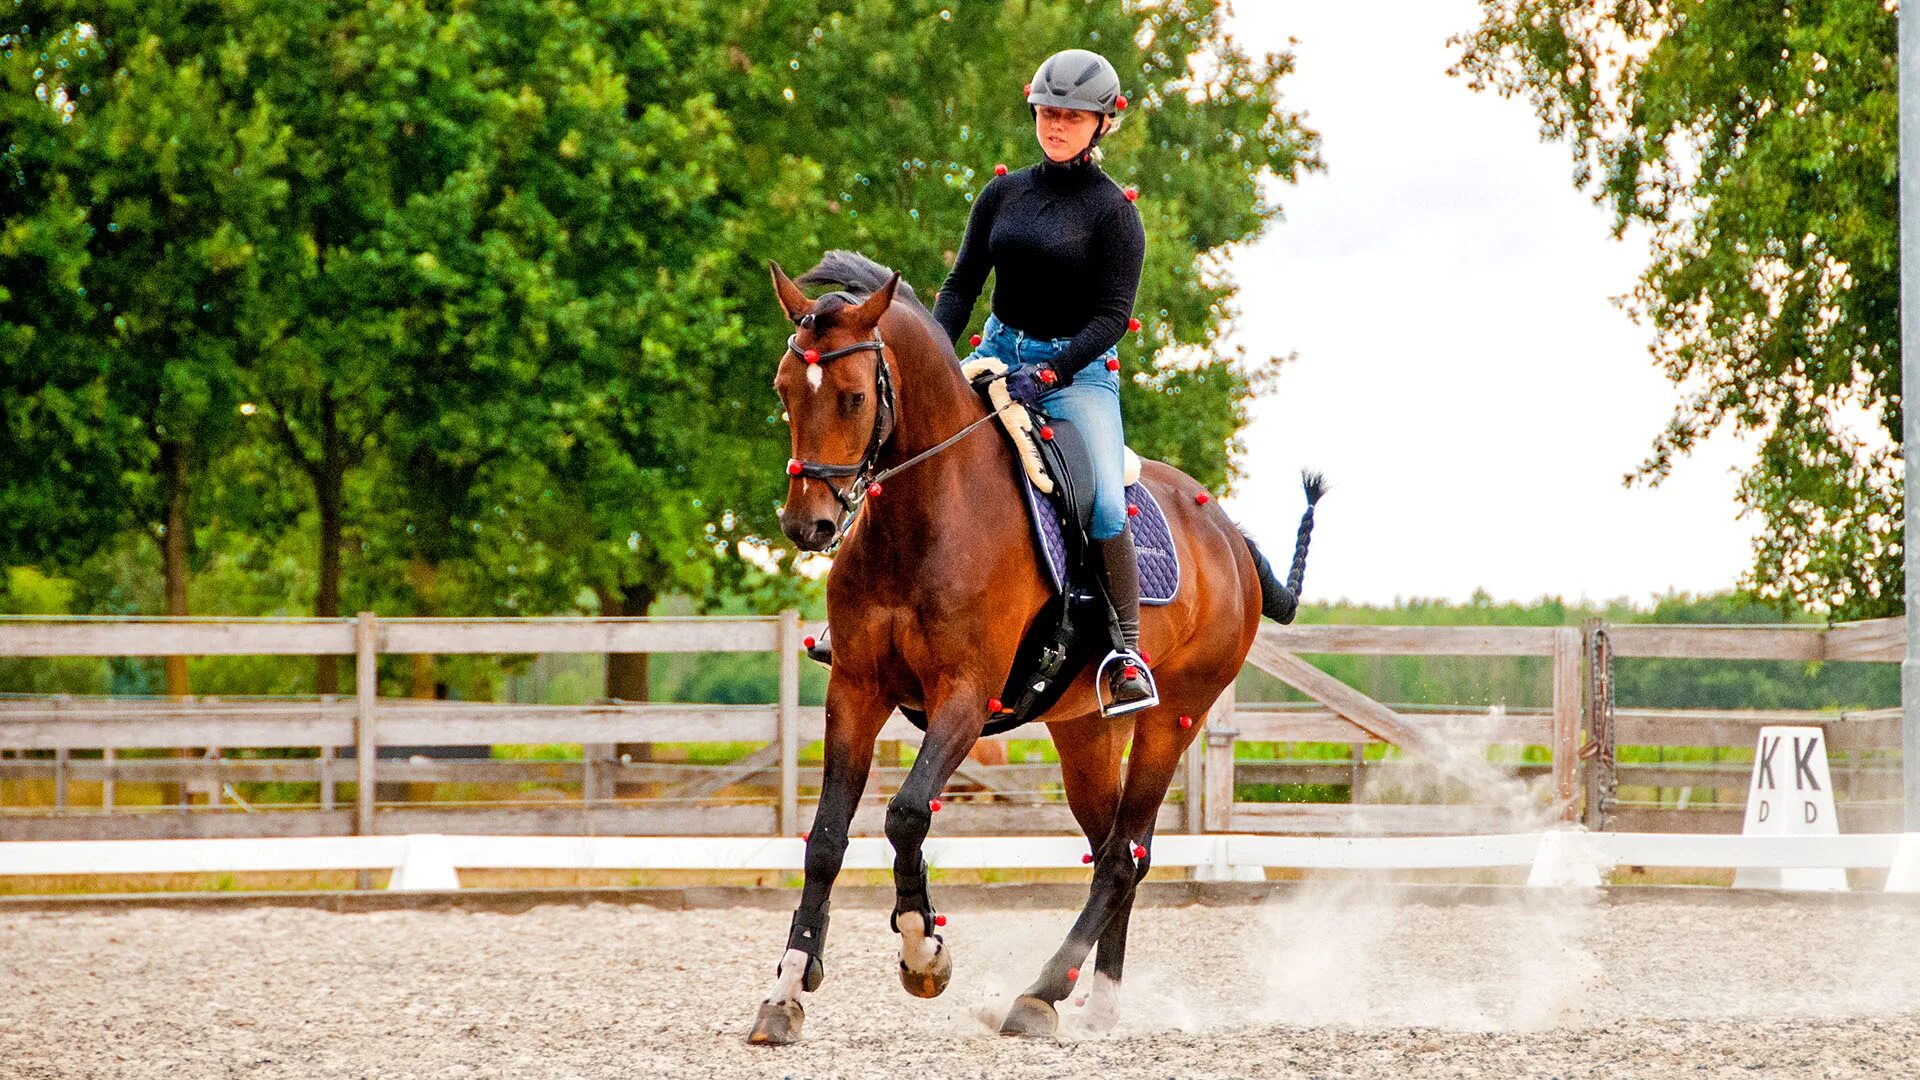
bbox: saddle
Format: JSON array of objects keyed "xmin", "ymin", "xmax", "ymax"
[{"xmin": 893, "ymin": 359, "xmax": 1180, "ymax": 737}]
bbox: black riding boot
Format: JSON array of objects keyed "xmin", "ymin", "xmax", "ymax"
[{"xmin": 1092, "ymin": 526, "xmax": 1158, "ymax": 716}]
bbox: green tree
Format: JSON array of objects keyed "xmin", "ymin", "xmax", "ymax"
[
  {"xmin": 1, "ymin": 12, "xmax": 279, "ymax": 693},
  {"xmin": 1453, "ymin": 0, "xmax": 1900, "ymax": 618}
]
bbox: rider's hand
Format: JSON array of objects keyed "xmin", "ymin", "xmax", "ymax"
[{"xmin": 1004, "ymin": 364, "xmax": 1059, "ymax": 406}]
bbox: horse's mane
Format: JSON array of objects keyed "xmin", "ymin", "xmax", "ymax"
[{"xmin": 795, "ymin": 250, "xmax": 949, "ymax": 346}]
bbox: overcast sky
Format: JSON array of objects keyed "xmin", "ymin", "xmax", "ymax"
[{"xmin": 1213, "ymin": 1, "xmax": 1758, "ymax": 608}]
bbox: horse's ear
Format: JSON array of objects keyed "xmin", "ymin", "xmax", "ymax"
[
  {"xmin": 769, "ymin": 261, "xmax": 811, "ymax": 323},
  {"xmin": 848, "ymin": 271, "xmax": 900, "ymax": 327}
]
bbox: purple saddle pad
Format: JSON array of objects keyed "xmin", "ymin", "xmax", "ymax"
[{"xmin": 1020, "ymin": 472, "xmax": 1179, "ymax": 605}]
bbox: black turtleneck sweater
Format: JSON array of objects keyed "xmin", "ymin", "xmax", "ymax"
[{"xmin": 932, "ymin": 156, "xmax": 1145, "ymax": 380}]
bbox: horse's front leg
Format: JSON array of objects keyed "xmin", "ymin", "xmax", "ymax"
[
  {"xmin": 748, "ymin": 676, "xmax": 888, "ymax": 1046},
  {"xmin": 885, "ymin": 682, "xmax": 990, "ymax": 999}
]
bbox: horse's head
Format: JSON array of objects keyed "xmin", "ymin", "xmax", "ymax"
[{"xmin": 770, "ymin": 260, "xmax": 900, "ymax": 551}]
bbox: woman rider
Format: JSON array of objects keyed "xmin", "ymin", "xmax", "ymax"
[{"xmin": 932, "ymin": 47, "xmax": 1155, "ymax": 716}]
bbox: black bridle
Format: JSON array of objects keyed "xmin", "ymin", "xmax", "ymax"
[
  {"xmin": 783, "ymin": 321, "xmax": 1014, "ymax": 551},
  {"xmin": 784, "ymin": 330, "xmax": 896, "ymax": 522}
]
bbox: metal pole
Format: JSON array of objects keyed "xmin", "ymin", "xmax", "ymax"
[{"xmin": 1905, "ymin": 0, "xmax": 1920, "ymax": 831}]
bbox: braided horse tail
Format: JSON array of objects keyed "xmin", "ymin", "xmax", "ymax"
[{"xmin": 1239, "ymin": 471, "xmax": 1327, "ymax": 624}]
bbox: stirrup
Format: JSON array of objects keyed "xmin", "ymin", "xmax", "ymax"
[
  {"xmin": 1096, "ymin": 648, "xmax": 1159, "ymax": 717},
  {"xmin": 804, "ymin": 625, "xmax": 832, "ymax": 667}
]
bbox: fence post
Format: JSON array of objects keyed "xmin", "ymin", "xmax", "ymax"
[
  {"xmin": 1203, "ymin": 683, "xmax": 1237, "ymax": 832},
  {"xmin": 354, "ymin": 613, "xmax": 379, "ymax": 885},
  {"xmin": 777, "ymin": 610, "xmax": 800, "ymax": 837},
  {"xmin": 53, "ymin": 746, "xmax": 68, "ymax": 810},
  {"xmin": 102, "ymin": 747, "xmax": 115, "ymax": 811},
  {"xmin": 1552, "ymin": 626, "xmax": 1582, "ymax": 822},
  {"xmin": 1583, "ymin": 620, "xmax": 1616, "ymax": 831},
  {"xmin": 1183, "ymin": 724, "xmax": 1205, "ymax": 832}
]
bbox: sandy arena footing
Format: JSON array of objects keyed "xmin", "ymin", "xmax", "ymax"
[{"xmin": 4, "ymin": 885, "xmax": 1918, "ymax": 1079}]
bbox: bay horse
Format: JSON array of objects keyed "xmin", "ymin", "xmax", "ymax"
[{"xmin": 751, "ymin": 251, "xmax": 1320, "ymax": 1043}]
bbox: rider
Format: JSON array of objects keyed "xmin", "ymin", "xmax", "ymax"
[
  {"xmin": 934, "ymin": 48, "xmax": 1154, "ymax": 716},
  {"xmin": 804, "ymin": 47, "xmax": 1154, "ymax": 717}
]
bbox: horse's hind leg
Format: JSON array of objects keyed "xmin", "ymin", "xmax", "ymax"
[
  {"xmin": 748, "ymin": 678, "xmax": 888, "ymax": 1046},
  {"xmin": 1001, "ymin": 705, "xmax": 1197, "ymax": 1038},
  {"xmin": 885, "ymin": 687, "xmax": 993, "ymax": 999}
]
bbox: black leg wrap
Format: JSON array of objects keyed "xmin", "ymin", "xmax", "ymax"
[
  {"xmin": 784, "ymin": 905, "xmax": 829, "ymax": 992},
  {"xmin": 889, "ymin": 858, "xmax": 935, "ymax": 932}
]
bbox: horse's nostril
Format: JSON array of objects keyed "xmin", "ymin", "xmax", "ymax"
[{"xmin": 809, "ymin": 519, "xmax": 836, "ymax": 546}]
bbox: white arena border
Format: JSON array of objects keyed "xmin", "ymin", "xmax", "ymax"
[{"xmin": 8, "ymin": 831, "xmax": 1920, "ymax": 893}]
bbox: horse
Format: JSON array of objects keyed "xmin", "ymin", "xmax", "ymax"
[{"xmin": 750, "ymin": 251, "xmax": 1320, "ymax": 1043}]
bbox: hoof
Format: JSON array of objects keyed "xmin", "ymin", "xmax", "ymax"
[
  {"xmin": 998, "ymin": 994, "xmax": 1059, "ymax": 1038},
  {"xmin": 747, "ymin": 999, "xmax": 804, "ymax": 1046},
  {"xmin": 899, "ymin": 938, "xmax": 952, "ymax": 999}
]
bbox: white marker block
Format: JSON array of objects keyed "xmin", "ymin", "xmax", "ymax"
[{"xmin": 1732, "ymin": 726, "xmax": 1847, "ymax": 891}]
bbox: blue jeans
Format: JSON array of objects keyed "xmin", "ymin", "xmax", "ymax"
[{"xmin": 968, "ymin": 313, "xmax": 1128, "ymax": 541}]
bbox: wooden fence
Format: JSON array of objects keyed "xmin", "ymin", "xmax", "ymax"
[{"xmin": 0, "ymin": 614, "xmax": 1904, "ymax": 841}]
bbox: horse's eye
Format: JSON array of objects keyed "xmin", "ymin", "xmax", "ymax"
[{"xmin": 841, "ymin": 391, "xmax": 867, "ymax": 417}]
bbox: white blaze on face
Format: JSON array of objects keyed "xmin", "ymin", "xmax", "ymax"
[{"xmin": 807, "ymin": 364, "xmax": 824, "ymax": 391}]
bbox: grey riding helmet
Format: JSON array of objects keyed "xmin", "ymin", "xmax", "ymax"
[{"xmin": 1025, "ymin": 48, "xmax": 1127, "ymax": 117}]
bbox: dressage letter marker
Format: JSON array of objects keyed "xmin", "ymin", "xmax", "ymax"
[{"xmin": 1733, "ymin": 725, "xmax": 1846, "ymax": 891}]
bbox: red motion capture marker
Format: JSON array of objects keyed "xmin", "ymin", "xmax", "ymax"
[
  {"xmin": 1024, "ymin": 83, "xmax": 1032, "ymax": 94},
  {"xmin": 1068, "ymin": 967, "xmax": 1080, "ymax": 981},
  {"xmin": 804, "ymin": 348, "xmax": 820, "ymax": 364},
  {"xmin": 1131, "ymin": 842, "xmax": 1147, "ymax": 859},
  {"xmin": 1128, "ymin": 317, "xmax": 1142, "ymax": 332},
  {"xmin": 1038, "ymin": 369, "xmax": 1057, "ymax": 384},
  {"xmin": 1122, "ymin": 664, "xmax": 1138, "ymax": 679},
  {"xmin": 1115, "ymin": 94, "xmax": 1128, "ymax": 111},
  {"xmin": 1081, "ymin": 852, "xmax": 1094, "ymax": 864},
  {"xmin": 1127, "ymin": 505, "xmax": 1139, "ymax": 517},
  {"xmin": 787, "ymin": 460, "xmax": 803, "ymax": 476},
  {"xmin": 1040, "ymin": 426, "xmax": 1054, "ymax": 441},
  {"xmin": 934, "ymin": 915, "xmax": 947, "ymax": 927},
  {"xmin": 1195, "ymin": 491, "xmax": 1211, "ymax": 505},
  {"xmin": 1179, "ymin": 714, "xmax": 1193, "ymax": 730},
  {"xmin": 803, "ymin": 635, "xmax": 817, "ymax": 649},
  {"xmin": 867, "ymin": 482, "xmax": 883, "ymax": 498},
  {"xmin": 987, "ymin": 697, "xmax": 1003, "ymax": 712},
  {"xmin": 1123, "ymin": 186, "xmax": 1138, "ymax": 203},
  {"xmin": 993, "ymin": 163, "xmax": 1008, "ymax": 177},
  {"xmin": 1105, "ymin": 358, "xmax": 1120, "ymax": 371},
  {"xmin": 930, "ymin": 798, "xmax": 943, "ymax": 812},
  {"xmin": 970, "ymin": 334, "xmax": 983, "ymax": 346}
]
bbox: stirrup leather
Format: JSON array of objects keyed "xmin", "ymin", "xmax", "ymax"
[{"xmin": 1096, "ymin": 648, "xmax": 1159, "ymax": 717}]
